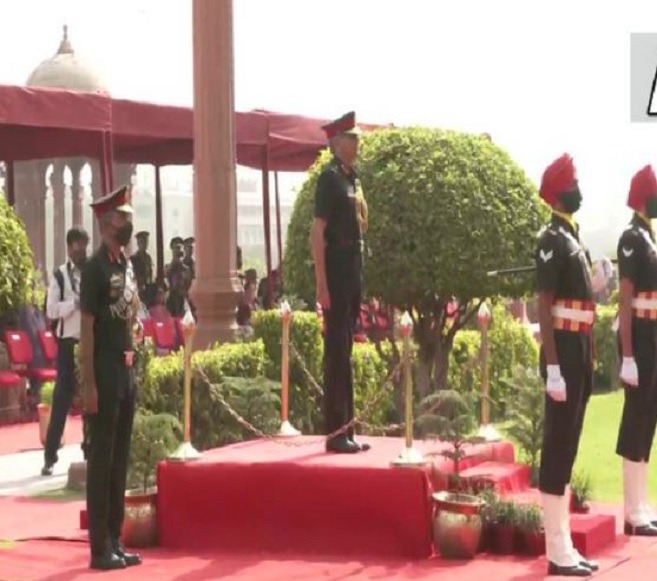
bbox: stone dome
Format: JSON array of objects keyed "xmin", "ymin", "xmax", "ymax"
[{"xmin": 26, "ymin": 26, "xmax": 108, "ymax": 94}]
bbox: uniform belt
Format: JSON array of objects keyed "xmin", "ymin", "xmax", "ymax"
[
  {"xmin": 632, "ymin": 292, "xmax": 657, "ymax": 320},
  {"xmin": 551, "ymin": 300, "xmax": 595, "ymax": 333}
]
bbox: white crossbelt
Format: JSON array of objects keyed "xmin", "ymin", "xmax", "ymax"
[
  {"xmin": 631, "ymin": 297, "xmax": 657, "ymax": 309},
  {"xmin": 551, "ymin": 305, "xmax": 595, "ymax": 324}
]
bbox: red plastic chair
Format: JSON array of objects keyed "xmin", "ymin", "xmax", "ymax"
[
  {"xmin": 141, "ymin": 318, "xmax": 154, "ymax": 339},
  {"xmin": 152, "ymin": 319, "xmax": 178, "ymax": 352},
  {"xmin": 174, "ymin": 318, "xmax": 186, "ymax": 347},
  {"xmin": 38, "ymin": 330, "xmax": 58, "ymax": 365},
  {"xmin": 3, "ymin": 330, "xmax": 57, "ymax": 382},
  {"xmin": 0, "ymin": 370, "xmax": 23, "ymax": 425}
]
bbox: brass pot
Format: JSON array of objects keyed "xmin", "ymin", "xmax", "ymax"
[
  {"xmin": 37, "ymin": 404, "xmax": 50, "ymax": 448},
  {"xmin": 121, "ymin": 487, "xmax": 158, "ymax": 548},
  {"xmin": 432, "ymin": 491, "xmax": 484, "ymax": 559}
]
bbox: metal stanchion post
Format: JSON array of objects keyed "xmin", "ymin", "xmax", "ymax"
[
  {"xmin": 169, "ymin": 310, "xmax": 202, "ymax": 461},
  {"xmin": 392, "ymin": 311, "xmax": 425, "ymax": 467},
  {"xmin": 278, "ymin": 300, "xmax": 301, "ymax": 437}
]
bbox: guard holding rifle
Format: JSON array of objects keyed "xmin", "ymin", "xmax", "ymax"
[
  {"xmin": 311, "ymin": 111, "xmax": 369, "ymax": 454},
  {"xmin": 535, "ymin": 154, "xmax": 598, "ymax": 577},
  {"xmin": 616, "ymin": 165, "xmax": 657, "ymax": 536},
  {"xmin": 80, "ymin": 186, "xmax": 142, "ymax": 571}
]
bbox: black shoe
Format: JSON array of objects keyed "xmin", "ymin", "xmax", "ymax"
[
  {"xmin": 40, "ymin": 463, "xmax": 54, "ymax": 477},
  {"xmin": 580, "ymin": 559, "xmax": 599, "ymax": 572},
  {"xmin": 112, "ymin": 540, "xmax": 142, "ymax": 567},
  {"xmin": 624, "ymin": 522, "xmax": 657, "ymax": 536},
  {"xmin": 351, "ymin": 439, "xmax": 371, "ymax": 452},
  {"xmin": 547, "ymin": 562, "xmax": 592, "ymax": 577},
  {"xmin": 90, "ymin": 551, "xmax": 126, "ymax": 571},
  {"xmin": 326, "ymin": 436, "xmax": 361, "ymax": 454}
]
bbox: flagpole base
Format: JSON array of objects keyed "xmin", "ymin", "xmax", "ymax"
[
  {"xmin": 391, "ymin": 446, "xmax": 426, "ymax": 467},
  {"xmin": 477, "ymin": 424, "xmax": 502, "ymax": 442},
  {"xmin": 168, "ymin": 441, "xmax": 202, "ymax": 462},
  {"xmin": 277, "ymin": 420, "xmax": 301, "ymax": 438}
]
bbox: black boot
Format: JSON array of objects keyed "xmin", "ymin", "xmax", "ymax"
[
  {"xmin": 624, "ymin": 522, "xmax": 657, "ymax": 536},
  {"xmin": 111, "ymin": 539, "xmax": 142, "ymax": 567},
  {"xmin": 579, "ymin": 558, "xmax": 599, "ymax": 572},
  {"xmin": 547, "ymin": 562, "xmax": 592, "ymax": 577},
  {"xmin": 90, "ymin": 550, "xmax": 126, "ymax": 571},
  {"xmin": 326, "ymin": 435, "xmax": 360, "ymax": 454}
]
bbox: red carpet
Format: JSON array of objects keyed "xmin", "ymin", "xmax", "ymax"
[
  {"xmin": 0, "ymin": 496, "xmax": 86, "ymax": 542},
  {"xmin": 157, "ymin": 436, "xmax": 514, "ymax": 559},
  {"xmin": 0, "ymin": 415, "xmax": 83, "ymax": 455},
  {"xmin": 2, "ymin": 537, "xmax": 657, "ymax": 581}
]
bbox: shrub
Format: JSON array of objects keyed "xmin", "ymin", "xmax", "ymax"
[
  {"xmin": 284, "ymin": 128, "xmax": 546, "ymax": 392},
  {"xmin": 0, "ymin": 193, "xmax": 36, "ymax": 316},
  {"xmin": 352, "ymin": 342, "xmax": 396, "ymax": 430},
  {"xmin": 142, "ymin": 340, "xmax": 276, "ymax": 450},
  {"xmin": 593, "ymin": 305, "xmax": 618, "ymax": 392}
]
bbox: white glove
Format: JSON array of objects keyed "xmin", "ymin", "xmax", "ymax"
[
  {"xmin": 546, "ymin": 365, "xmax": 567, "ymax": 401},
  {"xmin": 620, "ymin": 357, "xmax": 639, "ymax": 387}
]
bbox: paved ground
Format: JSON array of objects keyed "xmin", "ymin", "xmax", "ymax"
[{"xmin": 0, "ymin": 442, "xmax": 83, "ymax": 496}]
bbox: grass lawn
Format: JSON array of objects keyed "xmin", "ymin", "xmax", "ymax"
[
  {"xmin": 531, "ymin": 389, "xmax": 657, "ymax": 502},
  {"xmin": 30, "ymin": 487, "xmax": 85, "ymax": 502}
]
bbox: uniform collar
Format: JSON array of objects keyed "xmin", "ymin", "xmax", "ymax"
[
  {"xmin": 633, "ymin": 213, "xmax": 655, "ymax": 239},
  {"xmin": 101, "ymin": 244, "xmax": 127, "ymax": 264},
  {"xmin": 551, "ymin": 211, "xmax": 579, "ymax": 237},
  {"xmin": 332, "ymin": 156, "xmax": 356, "ymax": 178}
]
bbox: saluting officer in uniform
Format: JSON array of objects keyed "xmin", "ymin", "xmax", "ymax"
[
  {"xmin": 616, "ymin": 165, "xmax": 657, "ymax": 536},
  {"xmin": 310, "ymin": 111, "xmax": 369, "ymax": 454},
  {"xmin": 130, "ymin": 231, "xmax": 153, "ymax": 306},
  {"xmin": 80, "ymin": 185, "xmax": 142, "ymax": 571},
  {"xmin": 535, "ymin": 154, "xmax": 598, "ymax": 577},
  {"xmin": 165, "ymin": 237, "xmax": 191, "ymax": 317}
]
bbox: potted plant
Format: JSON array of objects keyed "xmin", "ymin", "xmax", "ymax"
[
  {"xmin": 477, "ymin": 486, "xmax": 499, "ymax": 553},
  {"xmin": 37, "ymin": 381, "xmax": 55, "ymax": 447},
  {"xmin": 416, "ymin": 388, "xmax": 486, "ymax": 559},
  {"xmin": 501, "ymin": 365, "xmax": 545, "ymax": 486},
  {"xmin": 122, "ymin": 410, "xmax": 182, "ymax": 548},
  {"xmin": 488, "ymin": 499, "xmax": 518, "ymax": 555},
  {"xmin": 515, "ymin": 503, "xmax": 545, "ymax": 556},
  {"xmin": 570, "ymin": 471, "xmax": 592, "ymax": 514}
]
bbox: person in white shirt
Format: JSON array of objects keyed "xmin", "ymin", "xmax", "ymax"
[{"xmin": 42, "ymin": 227, "xmax": 89, "ymax": 476}]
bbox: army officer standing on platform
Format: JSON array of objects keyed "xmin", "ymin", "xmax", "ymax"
[
  {"xmin": 310, "ymin": 111, "xmax": 369, "ymax": 454},
  {"xmin": 80, "ymin": 185, "xmax": 142, "ymax": 571}
]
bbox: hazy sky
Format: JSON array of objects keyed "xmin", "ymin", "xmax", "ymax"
[{"xmin": 1, "ymin": 0, "xmax": 656, "ymax": 231}]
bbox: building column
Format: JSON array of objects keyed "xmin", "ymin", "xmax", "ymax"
[
  {"xmin": 51, "ymin": 161, "xmax": 67, "ymax": 267},
  {"xmin": 69, "ymin": 158, "xmax": 85, "ymax": 227},
  {"xmin": 191, "ymin": 0, "xmax": 241, "ymax": 347},
  {"xmin": 89, "ymin": 160, "xmax": 101, "ymax": 247}
]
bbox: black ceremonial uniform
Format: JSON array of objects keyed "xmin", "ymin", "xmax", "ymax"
[
  {"xmin": 315, "ymin": 157, "xmax": 363, "ymax": 447},
  {"xmin": 536, "ymin": 213, "xmax": 594, "ymax": 495},
  {"xmin": 80, "ymin": 245, "xmax": 139, "ymax": 562},
  {"xmin": 616, "ymin": 216, "xmax": 657, "ymax": 462}
]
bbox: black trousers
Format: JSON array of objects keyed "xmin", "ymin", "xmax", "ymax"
[
  {"xmin": 538, "ymin": 331, "xmax": 593, "ymax": 495},
  {"xmin": 617, "ymin": 319, "xmax": 657, "ymax": 462},
  {"xmin": 44, "ymin": 337, "xmax": 78, "ymax": 465},
  {"xmin": 86, "ymin": 359, "xmax": 135, "ymax": 557},
  {"xmin": 322, "ymin": 251, "xmax": 361, "ymax": 441}
]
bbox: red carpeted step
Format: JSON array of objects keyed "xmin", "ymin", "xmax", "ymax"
[
  {"xmin": 459, "ymin": 461, "xmax": 531, "ymax": 494},
  {"xmin": 570, "ymin": 513, "xmax": 616, "ymax": 557}
]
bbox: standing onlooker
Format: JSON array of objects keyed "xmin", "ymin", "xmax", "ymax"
[{"xmin": 42, "ymin": 226, "xmax": 89, "ymax": 476}]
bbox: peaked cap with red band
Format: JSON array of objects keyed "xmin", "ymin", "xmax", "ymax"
[
  {"xmin": 321, "ymin": 111, "xmax": 362, "ymax": 140},
  {"xmin": 90, "ymin": 185, "xmax": 133, "ymax": 218},
  {"xmin": 539, "ymin": 154, "xmax": 577, "ymax": 207},
  {"xmin": 627, "ymin": 165, "xmax": 657, "ymax": 211}
]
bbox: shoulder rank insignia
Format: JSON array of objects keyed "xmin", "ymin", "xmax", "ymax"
[
  {"xmin": 539, "ymin": 249, "xmax": 554, "ymax": 263},
  {"xmin": 622, "ymin": 247, "xmax": 634, "ymax": 257}
]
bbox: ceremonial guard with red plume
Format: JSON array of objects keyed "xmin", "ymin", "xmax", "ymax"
[
  {"xmin": 310, "ymin": 111, "xmax": 370, "ymax": 454},
  {"xmin": 616, "ymin": 165, "xmax": 657, "ymax": 536},
  {"xmin": 535, "ymin": 154, "xmax": 598, "ymax": 576}
]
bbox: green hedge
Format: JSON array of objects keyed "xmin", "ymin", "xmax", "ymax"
[{"xmin": 594, "ymin": 305, "xmax": 618, "ymax": 392}]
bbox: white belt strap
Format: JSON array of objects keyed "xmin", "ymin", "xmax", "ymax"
[
  {"xmin": 551, "ymin": 305, "xmax": 594, "ymax": 325},
  {"xmin": 632, "ymin": 298, "xmax": 657, "ymax": 310}
]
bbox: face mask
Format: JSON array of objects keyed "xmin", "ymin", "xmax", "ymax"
[
  {"xmin": 559, "ymin": 189, "xmax": 582, "ymax": 214},
  {"xmin": 646, "ymin": 197, "xmax": 657, "ymax": 219},
  {"xmin": 115, "ymin": 222, "xmax": 134, "ymax": 246}
]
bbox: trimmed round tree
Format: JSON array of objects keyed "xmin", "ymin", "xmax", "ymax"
[
  {"xmin": 284, "ymin": 127, "xmax": 547, "ymax": 392},
  {"xmin": 0, "ymin": 192, "xmax": 36, "ymax": 316}
]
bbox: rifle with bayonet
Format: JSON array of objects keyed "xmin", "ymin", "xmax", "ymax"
[{"xmin": 487, "ymin": 259, "xmax": 618, "ymax": 278}]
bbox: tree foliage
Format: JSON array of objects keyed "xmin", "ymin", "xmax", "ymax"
[
  {"xmin": 0, "ymin": 192, "xmax": 36, "ymax": 316},
  {"xmin": 284, "ymin": 127, "xmax": 548, "ymax": 391}
]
